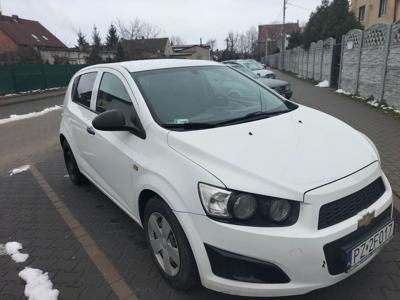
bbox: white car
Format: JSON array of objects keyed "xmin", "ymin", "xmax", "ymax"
[
  {"xmin": 228, "ymin": 59, "xmax": 276, "ymax": 78},
  {"xmin": 60, "ymin": 59, "xmax": 394, "ymax": 297}
]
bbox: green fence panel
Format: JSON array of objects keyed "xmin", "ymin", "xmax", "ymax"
[
  {"xmin": 13, "ymin": 64, "xmax": 46, "ymax": 93},
  {"xmin": 66, "ymin": 64, "xmax": 89, "ymax": 81},
  {"xmin": 0, "ymin": 65, "xmax": 15, "ymax": 95},
  {"xmin": 0, "ymin": 64, "xmax": 89, "ymax": 95},
  {"xmin": 43, "ymin": 65, "xmax": 68, "ymax": 89}
]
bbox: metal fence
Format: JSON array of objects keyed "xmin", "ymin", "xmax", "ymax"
[{"xmin": 0, "ymin": 64, "xmax": 89, "ymax": 96}]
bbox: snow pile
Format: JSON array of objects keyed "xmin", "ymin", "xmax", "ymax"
[
  {"xmin": 315, "ymin": 80, "xmax": 330, "ymax": 88},
  {"xmin": 366, "ymin": 99, "xmax": 379, "ymax": 107},
  {"xmin": 5, "ymin": 241, "xmax": 29, "ymax": 263},
  {"xmin": 0, "ymin": 105, "xmax": 62, "ymax": 126},
  {"xmin": 9, "ymin": 165, "xmax": 31, "ymax": 176},
  {"xmin": 19, "ymin": 267, "xmax": 59, "ymax": 300},
  {"xmin": 335, "ymin": 89, "xmax": 351, "ymax": 95}
]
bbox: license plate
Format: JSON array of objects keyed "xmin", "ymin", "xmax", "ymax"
[{"xmin": 346, "ymin": 220, "xmax": 394, "ymax": 271}]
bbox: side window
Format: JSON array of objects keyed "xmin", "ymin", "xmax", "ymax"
[
  {"xmin": 72, "ymin": 72, "xmax": 97, "ymax": 108},
  {"xmin": 96, "ymin": 72, "xmax": 133, "ymax": 121}
]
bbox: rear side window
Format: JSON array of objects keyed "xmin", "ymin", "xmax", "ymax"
[{"xmin": 72, "ymin": 72, "xmax": 97, "ymax": 108}]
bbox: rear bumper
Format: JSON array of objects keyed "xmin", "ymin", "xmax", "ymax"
[{"xmin": 175, "ymin": 168, "xmax": 393, "ymax": 297}]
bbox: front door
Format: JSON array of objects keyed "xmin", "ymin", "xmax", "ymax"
[{"xmin": 85, "ymin": 70, "xmax": 140, "ymax": 213}]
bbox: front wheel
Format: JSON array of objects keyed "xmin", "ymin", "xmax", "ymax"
[{"xmin": 144, "ymin": 197, "xmax": 199, "ymax": 290}]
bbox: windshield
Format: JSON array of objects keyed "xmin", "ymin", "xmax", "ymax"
[
  {"xmin": 231, "ymin": 64, "xmax": 258, "ymax": 79},
  {"xmin": 132, "ymin": 66, "xmax": 295, "ymax": 129},
  {"xmin": 241, "ymin": 61, "xmax": 262, "ymax": 71}
]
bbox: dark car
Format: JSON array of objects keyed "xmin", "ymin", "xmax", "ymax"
[{"xmin": 224, "ymin": 62, "xmax": 293, "ymax": 99}]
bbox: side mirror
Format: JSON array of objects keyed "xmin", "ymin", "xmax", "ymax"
[{"xmin": 92, "ymin": 109, "xmax": 146, "ymax": 139}]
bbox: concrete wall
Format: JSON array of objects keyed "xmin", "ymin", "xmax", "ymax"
[
  {"xmin": 358, "ymin": 23, "xmax": 391, "ymax": 100},
  {"xmin": 321, "ymin": 38, "xmax": 336, "ymax": 83},
  {"xmin": 313, "ymin": 40, "xmax": 324, "ymax": 81},
  {"xmin": 339, "ymin": 29, "xmax": 363, "ymax": 94},
  {"xmin": 307, "ymin": 42, "xmax": 316, "ymax": 79},
  {"xmin": 383, "ymin": 22, "xmax": 400, "ymax": 108}
]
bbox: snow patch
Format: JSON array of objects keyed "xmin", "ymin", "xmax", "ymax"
[
  {"xmin": 63, "ymin": 174, "xmax": 69, "ymax": 178},
  {"xmin": 335, "ymin": 89, "xmax": 351, "ymax": 95},
  {"xmin": 5, "ymin": 241, "xmax": 29, "ymax": 263},
  {"xmin": 0, "ymin": 105, "xmax": 62, "ymax": 126},
  {"xmin": 315, "ymin": 80, "xmax": 330, "ymax": 88},
  {"xmin": 9, "ymin": 165, "xmax": 30, "ymax": 176},
  {"xmin": 19, "ymin": 267, "xmax": 59, "ymax": 300},
  {"xmin": 367, "ymin": 100, "xmax": 379, "ymax": 107}
]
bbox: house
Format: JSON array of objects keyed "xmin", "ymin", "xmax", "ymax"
[
  {"xmin": 258, "ymin": 22, "xmax": 300, "ymax": 58},
  {"xmin": 0, "ymin": 12, "xmax": 66, "ymax": 56},
  {"xmin": 121, "ymin": 37, "xmax": 173, "ymax": 60},
  {"xmin": 351, "ymin": 0, "xmax": 400, "ymax": 28},
  {"xmin": 171, "ymin": 44, "xmax": 211, "ymax": 60}
]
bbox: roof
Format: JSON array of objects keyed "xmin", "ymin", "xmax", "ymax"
[
  {"xmin": 83, "ymin": 59, "xmax": 222, "ymax": 73},
  {"xmin": 0, "ymin": 14, "xmax": 66, "ymax": 48},
  {"xmin": 121, "ymin": 38, "xmax": 169, "ymax": 54},
  {"xmin": 172, "ymin": 44, "xmax": 211, "ymax": 52},
  {"xmin": 258, "ymin": 23, "xmax": 300, "ymax": 43}
]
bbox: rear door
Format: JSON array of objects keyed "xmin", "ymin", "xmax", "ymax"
[{"xmin": 69, "ymin": 71, "xmax": 99, "ymax": 176}]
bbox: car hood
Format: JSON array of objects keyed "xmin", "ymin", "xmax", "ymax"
[
  {"xmin": 254, "ymin": 69, "xmax": 273, "ymax": 76},
  {"xmin": 167, "ymin": 105, "xmax": 378, "ymax": 201},
  {"xmin": 258, "ymin": 78, "xmax": 288, "ymax": 88}
]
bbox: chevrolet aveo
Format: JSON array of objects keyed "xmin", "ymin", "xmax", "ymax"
[{"xmin": 60, "ymin": 59, "xmax": 394, "ymax": 297}]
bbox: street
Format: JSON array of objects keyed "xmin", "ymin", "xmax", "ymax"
[{"xmin": 0, "ymin": 73, "xmax": 399, "ymax": 300}]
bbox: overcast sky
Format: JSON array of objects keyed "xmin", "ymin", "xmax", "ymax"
[{"xmin": 1, "ymin": 0, "xmax": 322, "ymax": 48}]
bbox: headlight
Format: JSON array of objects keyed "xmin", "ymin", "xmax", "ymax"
[
  {"xmin": 198, "ymin": 183, "xmax": 232, "ymax": 218},
  {"xmin": 229, "ymin": 193, "xmax": 257, "ymax": 220},
  {"xmin": 198, "ymin": 183, "xmax": 299, "ymax": 226},
  {"xmin": 260, "ymin": 199, "xmax": 291, "ymax": 222}
]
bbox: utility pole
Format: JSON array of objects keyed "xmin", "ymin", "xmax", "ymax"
[{"xmin": 281, "ymin": 0, "xmax": 288, "ymax": 69}]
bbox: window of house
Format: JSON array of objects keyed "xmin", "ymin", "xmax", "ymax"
[
  {"xmin": 31, "ymin": 34, "xmax": 40, "ymax": 42},
  {"xmin": 359, "ymin": 5, "xmax": 366, "ymax": 21},
  {"xmin": 72, "ymin": 72, "xmax": 97, "ymax": 108},
  {"xmin": 96, "ymin": 72, "xmax": 133, "ymax": 121},
  {"xmin": 379, "ymin": 0, "xmax": 388, "ymax": 17},
  {"xmin": 42, "ymin": 35, "xmax": 49, "ymax": 41}
]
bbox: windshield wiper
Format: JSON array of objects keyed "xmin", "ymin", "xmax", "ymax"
[
  {"xmin": 162, "ymin": 122, "xmax": 216, "ymax": 130},
  {"xmin": 214, "ymin": 110, "xmax": 289, "ymax": 126}
]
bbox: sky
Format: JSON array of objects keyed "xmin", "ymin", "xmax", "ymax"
[{"xmin": 1, "ymin": 0, "xmax": 323, "ymax": 48}]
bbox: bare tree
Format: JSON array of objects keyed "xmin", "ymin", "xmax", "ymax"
[
  {"xmin": 170, "ymin": 36, "xmax": 186, "ymax": 46},
  {"xmin": 116, "ymin": 18, "xmax": 161, "ymax": 40},
  {"xmin": 205, "ymin": 38, "xmax": 217, "ymax": 51}
]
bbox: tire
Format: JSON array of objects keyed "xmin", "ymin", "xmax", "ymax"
[
  {"xmin": 62, "ymin": 141, "xmax": 87, "ymax": 185},
  {"xmin": 144, "ymin": 196, "xmax": 199, "ymax": 290}
]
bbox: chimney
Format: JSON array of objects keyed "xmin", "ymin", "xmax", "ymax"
[{"xmin": 12, "ymin": 14, "xmax": 19, "ymax": 22}]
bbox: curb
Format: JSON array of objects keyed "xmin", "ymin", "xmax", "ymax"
[{"xmin": 0, "ymin": 89, "xmax": 66, "ymax": 107}]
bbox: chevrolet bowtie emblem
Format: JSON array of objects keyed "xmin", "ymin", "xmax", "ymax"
[{"xmin": 358, "ymin": 211, "xmax": 375, "ymax": 228}]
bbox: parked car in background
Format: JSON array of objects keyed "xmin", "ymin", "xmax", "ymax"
[
  {"xmin": 225, "ymin": 59, "xmax": 275, "ymax": 78},
  {"xmin": 60, "ymin": 59, "xmax": 393, "ymax": 298},
  {"xmin": 224, "ymin": 62, "xmax": 292, "ymax": 99}
]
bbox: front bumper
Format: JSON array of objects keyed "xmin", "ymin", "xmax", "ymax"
[{"xmin": 175, "ymin": 164, "xmax": 393, "ymax": 297}]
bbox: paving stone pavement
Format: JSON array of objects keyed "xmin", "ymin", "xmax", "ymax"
[{"xmin": 0, "ymin": 170, "xmax": 118, "ymax": 300}]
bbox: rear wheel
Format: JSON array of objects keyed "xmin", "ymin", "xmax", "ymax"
[
  {"xmin": 62, "ymin": 141, "xmax": 86, "ymax": 185},
  {"xmin": 144, "ymin": 196, "xmax": 199, "ymax": 290}
]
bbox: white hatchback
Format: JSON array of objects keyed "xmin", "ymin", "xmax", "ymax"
[{"xmin": 59, "ymin": 59, "xmax": 394, "ymax": 297}]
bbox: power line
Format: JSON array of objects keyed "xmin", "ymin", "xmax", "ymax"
[{"xmin": 287, "ymin": 2, "xmax": 313, "ymax": 11}]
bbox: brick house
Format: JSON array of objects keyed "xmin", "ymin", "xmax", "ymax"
[
  {"xmin": 0, "ymin": 13, "xmax": 66, "ymax": 54},
  {"xmin": 258, "ymin": 22, "xmax": 300, "ymax": 58},
  {"xmin": 171, "ymin": 44, "xmax": 211, "ymax": 60},
  {"xmin": 121, "ymin": 37, "xmax": 173, "ymax": 60}
]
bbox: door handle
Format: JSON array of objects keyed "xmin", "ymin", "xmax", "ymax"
[{"xmin": 86, "ymin": 126, "xmax": 95, "ymax": 135}]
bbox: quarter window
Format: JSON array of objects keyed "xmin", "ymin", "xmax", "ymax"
[
  {"xmin": 96, "ymin": 72, "xmax": 133, "ymax": 121},
  {"xmin": 72, "ymin": 72, "xmax": 97, "ymax": 108}
]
